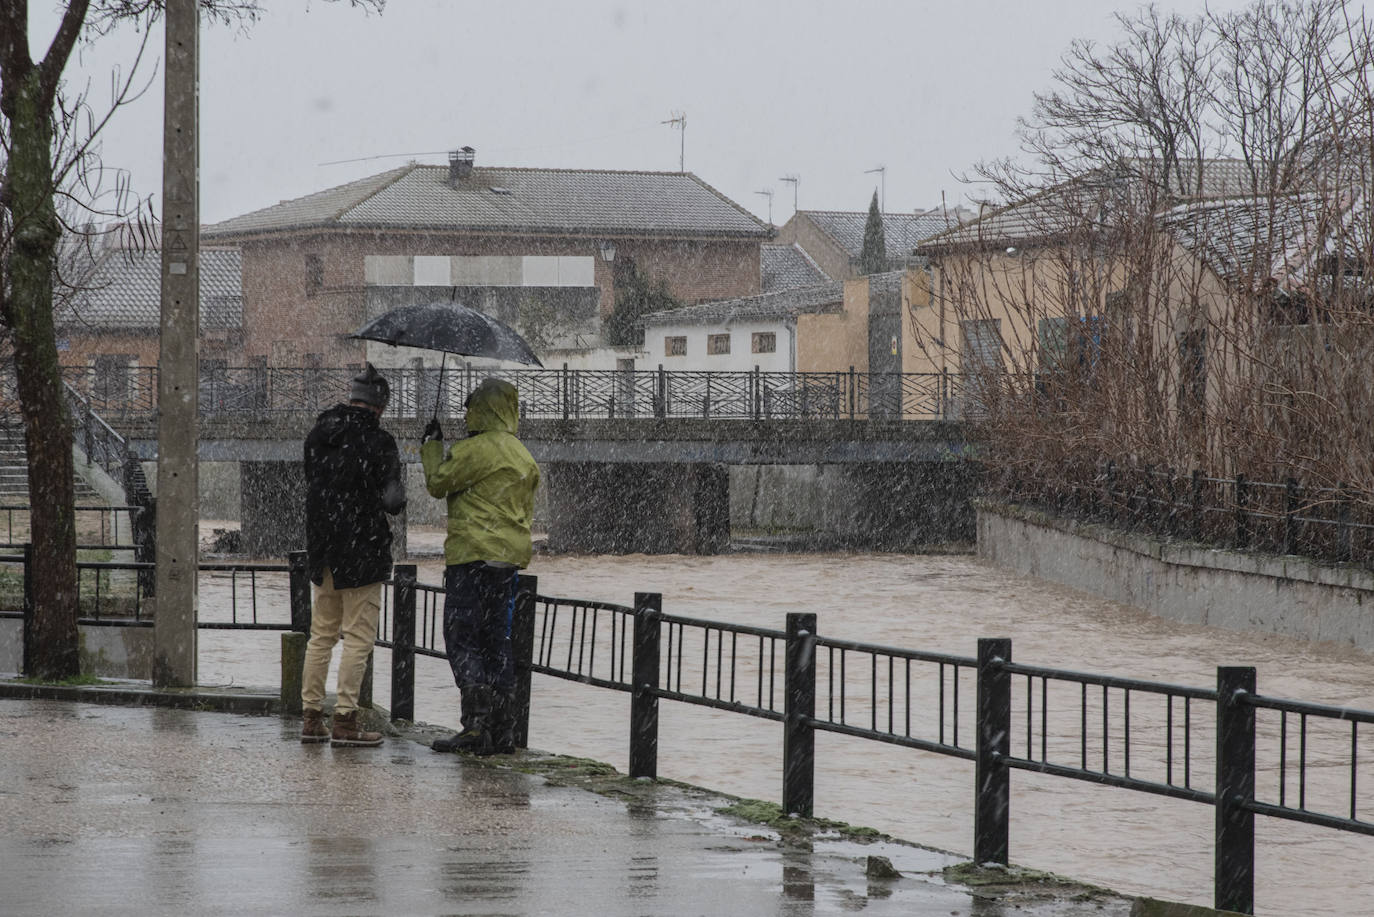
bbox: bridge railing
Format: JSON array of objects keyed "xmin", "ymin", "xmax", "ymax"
[{"xmin": 46, "ymin": 365, "xmax": 971, "ymax": 422}]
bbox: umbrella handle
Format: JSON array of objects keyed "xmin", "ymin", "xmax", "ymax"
[{"xmin": 433, "ymin": 354, "xmax": 446, "ymax": 420}]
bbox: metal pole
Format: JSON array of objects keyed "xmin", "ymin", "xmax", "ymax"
[
  {"xmin": 154, "ymin": 0, "xmax": 200, "ymax": 687},
  {"xmin": 288, "ymin": 550, "xmax": 311, "ymax": 634},
  {"xmin": 390, "ymin": 564, "xmax": 417, "ymax": 722},
  {"xmin": 511, "ymin": 574, "xmax": 538, "ymax": 748},
  {"xmin": 783, "ymin": 612, "xmax": 817, "ymax": 817},
  {"xmin": 1215, "ymin": 666, "xmax": 1256, "ymax": 914},
  {"xmin": 975, "ymin": 637, "xmax": 1012, "ymax": 865},
  {"xmin": 629, "ymin": 592, "xmax": 662, "ymax": 779}
]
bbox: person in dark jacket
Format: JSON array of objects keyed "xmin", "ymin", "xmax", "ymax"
[{"xmin": 301, "ymin": 363, "xmax": 406, "ymax": 747}]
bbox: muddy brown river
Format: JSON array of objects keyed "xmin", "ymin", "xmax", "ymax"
[{"xmin": 196, "ymin": 538, "xmax": 1374, "ymax": 916}]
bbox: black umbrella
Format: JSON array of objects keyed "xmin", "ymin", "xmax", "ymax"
[
  {"xmin": 353, "ymin": 302, "xmax": 544, "ymax": 419},
  {"xmin": 353, "ymin": 302, "xmax": 543, "ymax": 367}
]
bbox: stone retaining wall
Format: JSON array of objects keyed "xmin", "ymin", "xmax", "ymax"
[{"xmin": 977, "ymin": 501, "xmax": 1374, "ymax": 653}]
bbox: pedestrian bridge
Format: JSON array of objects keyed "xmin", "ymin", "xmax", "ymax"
[{"xmin": 59, "ymin": 366, "xmax": 980, "ymax": 555}]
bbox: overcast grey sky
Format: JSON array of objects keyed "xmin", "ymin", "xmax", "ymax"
[{"xmin": 33, "ymin": 0, "xmax": 1256, "ymax": 227}]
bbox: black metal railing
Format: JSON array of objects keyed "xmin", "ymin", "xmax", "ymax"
[
  {"xmin": 7, "ymin": 548, "xmax": 1371, "ymax": 915},
  {"xmin": 1005, "ymin": 460, "xmax": 1374, "ymax": 571},
  {"xmin": 48, "ymin": 364, "xmax": 968, "ymax": 422},
  {"xmin": 0, "ymin": 504, "xmax": 142, "ymax": 551}
]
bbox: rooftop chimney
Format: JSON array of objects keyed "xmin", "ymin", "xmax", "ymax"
[{"xmin": 448, "ymin": 146, "xmax": 476, "ymax": 185}]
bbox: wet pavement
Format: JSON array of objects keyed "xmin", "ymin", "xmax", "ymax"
[{"xmin": 0, "ymin": 689, "xmax": 1141, "ymax": 917}]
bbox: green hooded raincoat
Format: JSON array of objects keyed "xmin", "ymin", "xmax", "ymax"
[{"xmin": 420, "ymin": 379, "xmax": 541, "ymax": 568}]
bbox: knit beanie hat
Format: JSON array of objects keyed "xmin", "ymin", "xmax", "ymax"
[{"xmin": 350, "ymin": 362, "xmax": 390, "ymax": 409}]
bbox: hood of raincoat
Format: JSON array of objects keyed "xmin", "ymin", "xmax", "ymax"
[{"xmin": 465, "ymin": 378, "xmax": 519, "ymax": 435}]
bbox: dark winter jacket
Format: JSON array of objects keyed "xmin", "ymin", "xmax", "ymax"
[{"xmin": 304, "ymin": 404, "xmax": 406, "ymax": 589}]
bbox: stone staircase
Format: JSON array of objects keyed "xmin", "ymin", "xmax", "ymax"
[{"xmin": 0, "ymin": 422, "xmax": 105, "ymax": 503}]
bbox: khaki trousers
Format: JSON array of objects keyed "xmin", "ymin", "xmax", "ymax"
[{"xmin": 301, "ymin": 569, "xmax": 381, "ymax": 716}]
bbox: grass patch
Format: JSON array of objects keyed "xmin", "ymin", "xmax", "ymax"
[
  {"xmin": 717, "ymin": 797, "xmax": 883, "ymax": 840},
  {"xmin": 13, "ymin": 672, "xmax": 110, "ymax": 687}
]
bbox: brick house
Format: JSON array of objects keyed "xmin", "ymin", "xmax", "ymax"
[
  {"xmin": 54, "ymin": 246, "xmax": 243, "ymax": 411},
  {"xmin": 201, "ymin": 149, "xmax": 771, "ymax": 369}
]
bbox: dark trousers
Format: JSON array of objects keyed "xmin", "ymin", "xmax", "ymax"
[{"xmin": 442, "ymin": 562, "xmax": 518, "ymax": 696}]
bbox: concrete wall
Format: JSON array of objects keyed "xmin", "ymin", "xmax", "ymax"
[
  {"xmin": 730, "ymin": 462, "xmax": 978, "ymax": 549},
  {"xmin": 544, "ymin": 462, "xmax": 729, "ymax": 554},
  {"xmin": 977, "ymin": 502, "xmax": 1374, "ymax": 652},
  {"xmin": 0, "ymin": 619, "xmax": 155, "ymax": 679}
]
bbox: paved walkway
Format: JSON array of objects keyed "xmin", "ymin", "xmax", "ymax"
[{"xmin": 0, "ymin": 689, "xmax": 1138, "ymax": 917}]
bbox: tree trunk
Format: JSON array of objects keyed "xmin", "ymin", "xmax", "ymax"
[{"xmin": 4, "ymin": 68, "xmax": 80, "ymax": 679}]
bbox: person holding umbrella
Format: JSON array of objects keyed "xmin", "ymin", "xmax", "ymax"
[{"xmin": 421, "ymin": 377, "xmax": 540, "ymax": 755}]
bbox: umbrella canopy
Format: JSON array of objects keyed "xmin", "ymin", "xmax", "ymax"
[{"xmin": 353, "ymin": 302, "xmax": 543, "ymax": 367}]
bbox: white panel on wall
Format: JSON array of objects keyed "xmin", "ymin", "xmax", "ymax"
[
  {"xmin": 413, "ymin": 256, "xmax": 451, "ymax": 286},
  {"xmin": 558, "ymin": 256, "xmax": 595, "ymax": 286},
  {"xmin": 522, "ymin": 256, "xmax": 561, "ymax": 286},
  {"xmin": 364, "ymin": 255, "xmax": 412, "ymax": 286},
  {"xmin": 452, "ymin": 256, "xmax": 522, "ymax": 286}
]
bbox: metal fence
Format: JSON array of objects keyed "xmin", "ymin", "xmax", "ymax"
[
  {"xmin": 1005, "ymin": 461, "xmax": 1374, "ymax": 571},
  {"xmin": 52, "ymin": 364, "xmax": 966, "ymax": 422},
  {"xmin": 5, "ymin": 550, "xmax": 1370, "ymax": 915}
]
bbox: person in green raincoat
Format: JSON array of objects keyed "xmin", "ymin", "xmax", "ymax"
[{"xmin": 420, "ymin": 377, "xmax": 540, "ymax": 755}]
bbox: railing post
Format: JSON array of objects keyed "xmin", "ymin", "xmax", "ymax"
[
  {"xmin": 1191, "ymin": 469, "xmax": 1204, "ymax": 541},
  {"xmin": 21, "ymin": 544, "xmax": 33, "ymax": 676},
  {"xmin": 1215, "ymin": 666, "xmax": 1256, "ymax": 915},
  {"xmin": 783, "ymin": 612, "xmax": 817, "ymax": 817},
  {"xmin": 848, "ymin": 365, "xmax": 856, "ymax": 419},
  {"xmin": 752, "ymin": 366, "xmax": 762, "ymax": 421},
  {"xmin": 703, "ymin": 374, "xmax": 711, "ymax": 419},
  {"xmin": 1234, "ymin": 473, "xmax": 1250, "ymax": 549},
  {"xmin": 630, "ymin": 592, "xmax": 661, "ymax": 779},
  {"xmin": 288, "ymin": 550, "xmax": 311, "ymax": 634},
  {"xmin": 561, "ymin": 363, "xmax": 570, "ymax": 420},
  {"xmin": 655, "ymin": 365, "xmax": 667, "ymax": 418},
  {"xmin": 975, "ymin": 636, "xmax": 1012, "ymax": 865},
  {"xmin": 511, "ymin": 574, "xmax": 538, "ymax": 749},
  {"xmin": 390, "ymin": 564, "xmax": 417, "ymax": 722},
  {"xmin": 83, "ymin": 400, "xmax": 94, "ymax": 463},
  {"xmin": 1282, "ymin": 477, "xmax": 1299, "ymax": 555},
  {"xmin": 1337, "ymin": 483, "xmax": 1353, "ymax": 562}
]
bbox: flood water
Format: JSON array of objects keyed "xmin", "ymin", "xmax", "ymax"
[{"xmin": 197, "ymin": 533, "xmax": 1374, "ymax": 916}]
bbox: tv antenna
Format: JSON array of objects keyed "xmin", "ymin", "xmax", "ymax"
[
  {"xmin": 779, "ymin": 174, "xmax": 799, "ymax": 212},
  {"xmin": 754, "ymin": 189, "xmax": 774, "ymax": 225},
  {"xmin": 661, "ymin": 111, "xmax": 686, "ymax": 172},
  {"xmin": 864, "ymin": 165, "xmax": 886, "ymax": 211}
]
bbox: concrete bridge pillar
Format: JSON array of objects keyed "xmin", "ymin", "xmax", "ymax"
[
  {"xmin": 828, "ymin": 461, "xmax": 980, "ymax": 549},
  {"xmin": 544, "ymin": 462, "xmax": 730, "ymax": 555}
]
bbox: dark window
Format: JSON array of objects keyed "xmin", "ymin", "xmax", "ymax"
[
  {"xmin": 305, "ymin": 254, "xmax": 323, "ymax": 297},
  {"xmin": 752, "ymin": 332, "xmax": 776, "ymax": 354},
  {"xmin": 665, "ymin": 336, "xmax": 686, "ymax": 357},
  {"xmin": 707, "ymin": 333, "xmax": 731, "ymax": 355}
]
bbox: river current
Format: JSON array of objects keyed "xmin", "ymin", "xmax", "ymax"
[{"xmin": 197, "ymin": 533, "xmax": 1374, "ymax": 916}]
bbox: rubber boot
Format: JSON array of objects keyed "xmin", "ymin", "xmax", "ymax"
[
  {"xmin": 484, "ymin": 690, "xmax": 517, "ymax": 756},
  {"xmin": 432, "ymin": 686, "xmax": 493, "ymax": 754},
  {"xmin": 330, "ymin": 710, "xmax": 383, "ymax": 748}
]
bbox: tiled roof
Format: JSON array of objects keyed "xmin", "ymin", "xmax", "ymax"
[
  {"xmin": 204, "ymin": 164, "xmax": 770, "ymax": 239},
  {"xmin": 57, "ymin": 248, "xmax": 242, "ymax": 331},
  {"xmin": 917, "ymin": 160, "xmax": 1261, "ymax": 251},
  {"xmin": 800, "ymin": 209, "xmax": 952, "ymax": 260},
  {"xmin": 761, "ymin": 243, "xmax": 830, "ymax": 292},
  {"xmin": 643, "ymin": 280, "xmax": 845, "ymax": 326},
  {"xmin": 1160, "ymin": 191, "xmax": 1365, "ymax": 294}
]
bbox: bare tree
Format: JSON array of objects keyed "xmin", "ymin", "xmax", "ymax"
[
  {"xmin": 0, "ymin": 0, "xmax": 381, "ymax": 680},
  {"xmin": 919, "ymin": 0, "xmax": 1374, "ymax": 547}
]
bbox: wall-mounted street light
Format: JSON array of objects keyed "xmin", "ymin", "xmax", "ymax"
[{"xmin": 599, "ymin": 240, "xmax": 617, "ymax": 263}]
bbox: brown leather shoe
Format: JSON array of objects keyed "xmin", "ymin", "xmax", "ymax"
[
  {"xmin": 330, "ymin": 710, "xmax": 383, "ymax": 748},
  {"xmin": 300, "ymin": 708, "xmax": 330, "ymax": 744}
]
